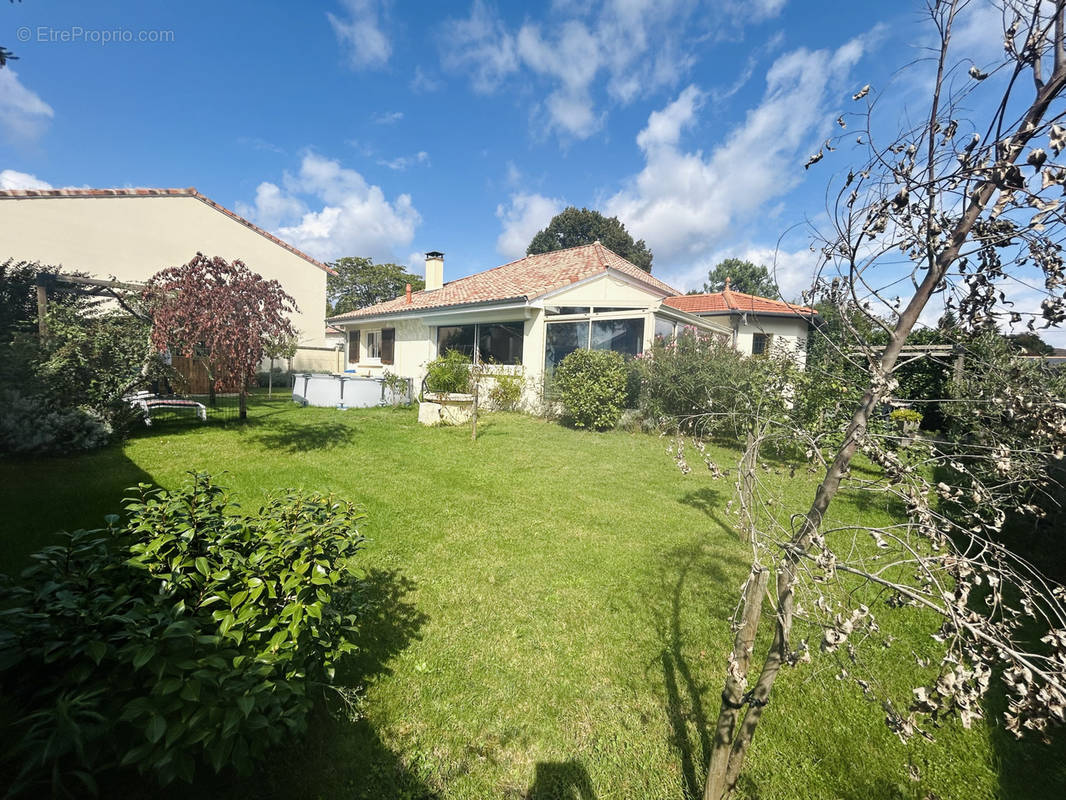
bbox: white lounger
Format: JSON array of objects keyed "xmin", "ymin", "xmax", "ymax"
[{"xmin": 125, "ymin": 391, "xmax": 207, "ymax": 426}]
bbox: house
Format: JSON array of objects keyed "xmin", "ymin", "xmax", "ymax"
[
  {"xmin": 663, "ymin": 279, "xmax": 816, "ymax": 368},
  {"xmin": 0, "ymin": 187, "xmax": 336, "ymax": 370},
  {"xmin": 326, "ymin": 243, "xmax": 730, "ymax": 406}
]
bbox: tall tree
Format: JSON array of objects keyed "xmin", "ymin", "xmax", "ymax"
[
  {"xmin": 691, "ymin": 3, "xmax": 1066, "ymax": 798},
  {"xmin": 526, "ymin": 207, "xmax": 654, "ymax": 272},
  {"xmin": 702, "ymin": 259, "xmax": 778, "ymax": 297},
  {"xmin": 327, "ymin": 257, "xmax": 425, "ymax": 316},
  {"xmin": 143, "ymin": 253, "xmax": 296, "ymax": 420}
]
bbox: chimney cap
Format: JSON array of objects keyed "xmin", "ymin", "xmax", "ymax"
[{"xmin": 425, "ymin": 250, "xmax": 445, "ymax": 258}]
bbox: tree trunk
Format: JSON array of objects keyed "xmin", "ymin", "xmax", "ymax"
[
  {"xmin": 268, "ymin": 357, "xmax": 275, "ymax": 397},
  {"xmin": 239, "ymin": 384, "xmax": 248, "ymax": 420},
  {"xmin": 471, "ymin": 373, "xmax": 479, "ymax": 441},
  {"xmin": 706, "ymin": 11, "xmax": 1066, "ymax": 795},
  {"xmin": 704, "ymin": 567, "xmax": 770, "ymax": 800}
]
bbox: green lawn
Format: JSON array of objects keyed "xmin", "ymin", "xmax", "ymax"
[{"xmin": 1, "ymin": 398, "xmax": 1062, "ymax": 799}]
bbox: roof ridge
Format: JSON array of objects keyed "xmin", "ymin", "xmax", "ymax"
[{"xmin": 0, "ymin": 186, "xmax": 333, "ymax": 275}]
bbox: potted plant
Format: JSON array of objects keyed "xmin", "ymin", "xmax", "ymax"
[
  {"xmin": 889, "ymin": 407, "xmax": 923, "ymax": 446},
  {"xmin": 419, "ymin": 351, "xmax": 474, "ymax": 425}
]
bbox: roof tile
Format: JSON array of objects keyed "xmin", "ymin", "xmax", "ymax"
[
  {"xmin": 664, "ymin": 289, "xmax": 814, "ymax": 316},
  {"xmin": 328, "ymin": 242, "xmax": 681, "ymax": 321}
]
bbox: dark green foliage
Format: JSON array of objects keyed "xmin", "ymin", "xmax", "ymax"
[
  {"xmin": 527, "ymin": 207, "xmax": 654, "ymax": 272},
  {"xmin": 0, "ymin": 474, "xmax": 367, "ymax": 794},
  {"xmin": 425, "ymin": 350, "xmax": 472, "ymax": 394},
  {"xmin": 1007, "ymin": 331, "xmax": 1054, "ymax": 355},
  {"xmin": 0, "ymin": 389, "xmax": 112, "ymax": 455},
  {"xmin": 327, "ymin": 256, "xmax": 425, "ymax": 316},
  {"xmin": 0, "ymin": 260, "xmax": 164, "ymax": 454},
  {"xmin": 554, "ymin": 348, "xmax": 630, "ymax": 430},
  {"xmin": 702, "ymin": 258, "xmax": 778, "ymax": 297},
  {"xmin": 636, "ymin": 331, "xmax": 748, "ymax": 430}
]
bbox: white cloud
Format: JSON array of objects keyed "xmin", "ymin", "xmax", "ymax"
[
  {"xmin": 328, "ymin": 0, "xmax": 391, "ymax": 69},
  {"xmin": 606, "ymin": 35, "xmax": 869, "ymax": 270},
  {"xmin": 442, "ymin": 0, "xmax": 705, "ymax": 140},
  {"xmin": 441, "ymin": 0, "xmax": 519, "ymax": 93},
  {"xmin": 0, "ymin": 69, "xmax": 54, "ymax": 144},
  {"xmin": 0, "ymin": 169, "xmax": 52, "ymax": 190},
  {"xmin": 495, "ymin": 192, "xmax": 565, "ymax": 259},
  {"xmin": 372, "ymin": 110, "xmax": 404, "ymax": 124},
  {"xmin": 410, "ymin": 65, "xmax": 443, "ymax": 93},
  {"xmin": 378, "ymin": 151, "xmax": 429, "ymax": 170},
  {"xmin": 237, "ymin": 153, "xmax": 420, "ymax": 263}
]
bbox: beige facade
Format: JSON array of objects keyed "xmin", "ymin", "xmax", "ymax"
[
  {"xmin": 333, "ymin": 271, "xmax": 729, "ymax": 408},
  {"xmin": 0, "ymin": 191, "xmax": 330, "ymax": 350}
]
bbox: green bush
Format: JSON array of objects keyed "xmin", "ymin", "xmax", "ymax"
[
  {"xmin": 0, "ymin": 389, "xmax": 113, "ymax": 456},
  {"xmin": 636, "ymin": 331, "xmax": 747, "ymax": 430},
  {"xmin": 889, "ymin": 407, "xmax": 923, "ymax": 425},
  {"xmin": 554, "ymin": 348, "xmax": 629, "ymax": 430},
  {"xmin": 0, "ymin": 473, "xmax": 366, "ymax": 794},
  {"xmin": 424, "ymin": 350, "xmax": 472, "ymax": 394},
  {"xmin": 487, "ymin": 366, "xmax": 524, "ymax": 411}
]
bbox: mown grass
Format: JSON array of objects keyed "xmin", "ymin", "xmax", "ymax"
[{"xmin": 1, "ymin": 397, "xmax": 1062, "ymax": 799}]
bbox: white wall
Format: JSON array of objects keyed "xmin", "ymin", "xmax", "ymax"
[
  {"xmin": 0, "ymin": 195, "xmax": 329, "ymax": 346},
  {"xmin": 732, "ymin": 315, "xmax": 810, "ymax": 368}
]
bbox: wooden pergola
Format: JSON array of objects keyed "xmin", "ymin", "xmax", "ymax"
[{"xmin": 34, "ymin": 272, "xmax": 147, "ymax": 338}]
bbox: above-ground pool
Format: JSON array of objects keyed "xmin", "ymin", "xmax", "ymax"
[{"xmin": 292, "ymin": 373, "xmax": 410, "ymax": 409}]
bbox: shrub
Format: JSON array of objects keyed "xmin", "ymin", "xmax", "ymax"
[
  {"xmin": 636, "ymin": 331, "xmax": 747, "ymax": 430},
  {"xmin": 0, "ymin": 389, "xmax": 113, "ymax": 456},
  {"xmin": 554, "ymin": 348, "xmax": 629, "ymax": 430},
  {"xmin": 889, "ymin": 407, "xmax": 923, "ymax": 426},
  {"xmin": 0, "ymin": 473, "xmax": 366, "ymax": 794},
  {"xmin": 487, "ymin": 366, "xmax": 524, "ymax": 411},
  {"xmin": 424, "ymin": 350, "xmax": 471, "ymax": 394}
]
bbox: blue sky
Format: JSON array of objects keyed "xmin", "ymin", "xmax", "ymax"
[{"xmin": 0, "ymin": 0, "xmax": 1013, "ymax": 307}]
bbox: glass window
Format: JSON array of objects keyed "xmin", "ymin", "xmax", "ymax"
[
  {"xmin": 545, "ymin": 321, "xmax": 588, "ymax": 373},
  {"xmin": 545, "ymin": 305, "xmax": 591, "ymax": 316},
  {"xmin": 592, "ymin": 317, "xmax": 645, "ymax": 357},
  {"xmin": 654, "ymin": 317, "xmax": 675, "ymax": 341},
  {"xmin": 593, "ymin": 306, "xmax": 643, "ymax": 313},
  {"xmin": 437, "ymin": 325, "xmax": 476, "ymax": 358},
  {"xmin": 366, "ymin": 330, "xmax": 381, "ymax": 360},
  {"xmin": 478, "ymin": 321, "xmax": 524, "ymax": 364},
  {"xmin": 752, "ymin": 332, "xmax": 772, "ymax": 356}
]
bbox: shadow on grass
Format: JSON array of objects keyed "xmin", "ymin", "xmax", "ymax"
[
  {"xmin": 526, "ymin": 760, "xmax": 596, "ymax": 799},
  {"xmin": 651, "ymin": 507, "xmax": 751, "ymax": 800},
  {"xmin": 242, "ymin": 417, "xmax": 359, "ymax": 453}
]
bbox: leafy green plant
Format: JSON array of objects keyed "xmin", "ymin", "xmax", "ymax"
[
  {"xmin": 888, "ymin": 407, "xmax": 923, "ymax": 426},
  {"xmin": 0, "ymin": 473, "xmax": 366, "ymax": 794},
  {"xmin": 0, "ymin": 389, "xmax": 113, "ymax": 456},
  {"xmin": 381, "ymin": 370, "xmax": 412, "ymax": 405},
  {"xmin": 424, "ymin": 350, "xmax": 472, "ymax": 395},
  {"xmin": 554, "ymin": 349, "xmax": 629, "ymax": 430},
  {"xmin": 487, "ymin": 365, "xmax": 524, "ymax": 411}
]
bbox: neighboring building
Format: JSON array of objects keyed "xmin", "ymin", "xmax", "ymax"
[
  {"xmin": 326, "ymin": 243, "xmax": 730, "ymax": 406},
  {"xmin": 0, "ymin": 187, "xmax": 333, "ymax": 363},
  {"xmin": 663, "ymin": 279, "xmax": 816, "ymax": 368}
]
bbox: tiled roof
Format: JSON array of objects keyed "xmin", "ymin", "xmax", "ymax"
[
  {"xmin": 664, "ymin": 288, "xmax": 815, "ymax": 317},
  {"xmin": 328, "ymin": 242, "xmax": 681, "ymax": 321},
  {"xmin": 0, "ymin": 187, "xmax": 333, "ymax": 274}
]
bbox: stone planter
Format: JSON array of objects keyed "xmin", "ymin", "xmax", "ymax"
[{"xmin": 418, "ymin": 392, "xmax": 475, "ymax": 426}]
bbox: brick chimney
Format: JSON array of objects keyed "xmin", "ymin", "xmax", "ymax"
[
  {"xmin": 425, "ymin": 251, "xmax": 444, "ymax": 291},
  {"xmin": 405, "ymin": 283, "xmax": 412, "ymax": 304}
]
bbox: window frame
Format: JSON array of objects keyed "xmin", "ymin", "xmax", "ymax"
[
  {"xmin": 436, "ymin": 321, "xmax": 525, "ymax": 366},
  {"xmin": 364, "ymin": 329, "xmax": 382, "ymax": 362},
  {"xmin": 751, "ymin": 332, "xmax": 772, "ymax": 357}
]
